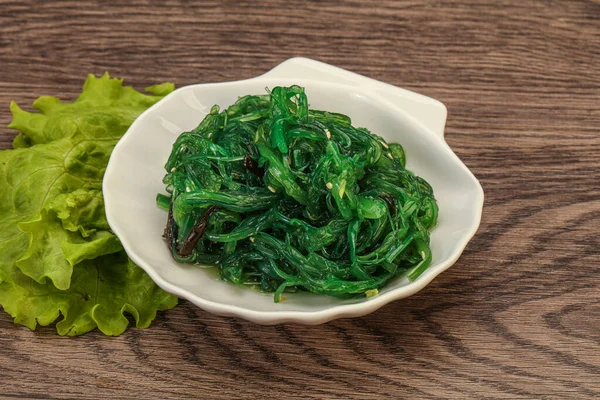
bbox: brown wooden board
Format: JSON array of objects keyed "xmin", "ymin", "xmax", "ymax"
[{"xmin": 0, "ymin": 1, "xmax": 598, "ymax": 398}]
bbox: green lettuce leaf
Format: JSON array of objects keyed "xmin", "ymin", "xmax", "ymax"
[
  {"xmin": 0, "ymin": 252, "xmax": 178, "ymax": 336},
  {"xmin": 0, "ymin": 73, "xmax": 178, "ymax": 335},
  {"xmin": 16, "ymin": 209, "xmax": 122, "ymax": 290},
  {"xmin": 2, "ymin": 74, "xmax": 171, "ymax": 288},
  {"xmin": 49, "ymin": 189, "xmax": 110, "ymax": 236},
  {"xmin": 8, "ymin": 73, "xmax": 175, "ymax": 147}
]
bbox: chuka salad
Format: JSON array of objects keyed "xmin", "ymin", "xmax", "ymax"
[{"xmin": 159, "ymin": 86, "xmax": 438, "ymax": 302}]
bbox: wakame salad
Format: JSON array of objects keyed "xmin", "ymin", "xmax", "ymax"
[{"xmin": 158, "ymin": 86, "xmax": 438, "ymax": 302}]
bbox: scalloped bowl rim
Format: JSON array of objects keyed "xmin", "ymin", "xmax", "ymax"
[{"xmin": 104, "ymin": 60, "xmax": 484, "ymax": 325}]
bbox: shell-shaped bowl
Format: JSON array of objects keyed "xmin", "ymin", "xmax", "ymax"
[{"xmin": 103, "ymin": 58, "xmax": 484, "ymax": 324}]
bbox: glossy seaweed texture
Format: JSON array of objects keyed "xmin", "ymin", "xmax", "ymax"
[{"xmin": 159, "ymin": 86, "xmax": 438, "ymax": 302}]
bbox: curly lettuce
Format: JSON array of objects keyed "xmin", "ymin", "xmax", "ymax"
[{"xmin": 0, "ymin": 74, "xmax": 178, "ymax": 336}]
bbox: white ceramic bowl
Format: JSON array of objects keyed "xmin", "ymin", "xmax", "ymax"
[{"xmin": 103, "ymin": 58, "xmax": 484, "ymax": 324}]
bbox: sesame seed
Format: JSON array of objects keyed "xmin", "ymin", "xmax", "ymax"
[{"xmin": 339, "ymin": 181, "xmax": 346, "ymax": 198}]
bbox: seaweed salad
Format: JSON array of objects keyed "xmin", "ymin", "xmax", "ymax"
[{"xmin": 158, "ymin": 85, "xmax": 438, "ymax": 302}]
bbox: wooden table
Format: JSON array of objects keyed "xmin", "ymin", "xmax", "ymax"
[{"xmin": 1, "ymin": 1, "xmax": 598, "ymax": 398}]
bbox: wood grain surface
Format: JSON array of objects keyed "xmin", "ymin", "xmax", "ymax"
[{"xmin": 1, "ymin": 0, "xmax": 599, "ymax": 398}]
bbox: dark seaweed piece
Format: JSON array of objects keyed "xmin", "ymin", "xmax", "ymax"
[
  {"xmin": 243, "ymin": 154, "xmax": 265, "ymax": 178},
  {"xmin": 179, "ymin": 206, "xmax": 219, "ymax": 257}
]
